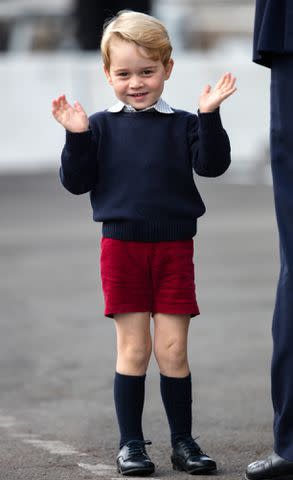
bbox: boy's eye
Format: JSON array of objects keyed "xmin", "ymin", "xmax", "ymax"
[
  {"xmin": 118, "ymin": 72, "xmax": 129, "ymax": 77},
  {"xmin": 143, "ymin": 70, "xmax": 153, "ymax": 75}
]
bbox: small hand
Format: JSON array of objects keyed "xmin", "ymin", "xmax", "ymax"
[
  {"xmin": 51, "ymin": 94, "xmax": 89, "ymax": 132},
  {"xmin": 199, "ymin": 72, "xmax": 237, "ymax": 113}
]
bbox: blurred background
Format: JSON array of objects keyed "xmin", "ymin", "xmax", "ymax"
[{"xmin": 0, "ymin": 0, "xmax": 270, "ymax": 179}]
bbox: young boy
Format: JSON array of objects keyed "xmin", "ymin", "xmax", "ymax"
[{"xmin": 52, "ymin": 10, "xmax": 236, "ymax": 477}]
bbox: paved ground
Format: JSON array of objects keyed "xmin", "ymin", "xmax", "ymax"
[{"xmin": 0, "ymin": 171, "xmax": 279, "ymax": 479}]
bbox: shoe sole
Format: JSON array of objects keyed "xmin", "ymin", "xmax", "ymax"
[
  {"xmin": 172, "ymin": 462, "xmax": 217, "ymax": 475},
  {"xmin": 245, "ymin": 475, "xmax": 293, "ymax": 480},
  {"xmin": 117, "ymin": 466, "xmax": 155, "ymax": 477}
]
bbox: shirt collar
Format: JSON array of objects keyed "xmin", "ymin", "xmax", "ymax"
[{"xmin": 107, "ymin": 98, "xmax": 174, "ymax": 114}]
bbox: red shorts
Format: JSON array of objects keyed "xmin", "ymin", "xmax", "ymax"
[{"xmin": 100, "ymin": 237, "xmax": 200, "ymax": 319}]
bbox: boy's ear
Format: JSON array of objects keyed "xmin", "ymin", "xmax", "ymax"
[
  {"xmin": 164, "ymin": 58, "xmax": 174, "ymax": 80},
  {"xmin": 103, "ymin": 64, "xmax": 113, "ymax": 85}
]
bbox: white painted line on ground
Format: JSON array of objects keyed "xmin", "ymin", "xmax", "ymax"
[
  {"xmin": 11, "ymin": 433, "xmax": 41, "ymax": 439},
  {"xmin": 110, "ymin": 478, "xmax": 161, "ymax": 480},
  {"xmin": 91, "ymin": 464, "xmax": 116, "ymax": 471},
  {"xmin": 78, "ymin": 462, "xmax": 115, "ymax": 471},
  {"xmin": 78, "ymin": 462, "xmax": 116, "ymax": 476},
  {"xmin": 78, "ymin": 463, "xmax": 161, "ymax": 480},
  {"xmin": 1, "ymin": 410, "xmax": 156, "ymax": 478},
  {"xmin": 1, "ymin": 416, "xmax": 87, "ymax": 457},
  {"xmin": 22, "ymin": 439, "xmax": 85, "ymax": 456},
  {"xmin": 0, "ymin": 415, "xmax": 18, "ymax": 428}
]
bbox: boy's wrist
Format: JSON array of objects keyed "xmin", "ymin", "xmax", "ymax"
[
  {"xmin": 65, "ymin": 127, "xmax": 90, "ymax": 134},
  {"xmin": 197, "ymin": 107, "xmax": 222, "ymax": 130},
  {"xmin": 198, "ymin": 107, "xmax": 219, "ymax": 114}
]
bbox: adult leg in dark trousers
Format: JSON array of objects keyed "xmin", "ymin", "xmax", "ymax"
[
  {"xmin": 270, "ymin": 54, "xmax": 293, "ymax": 463},
  {"xmin": 246, "ymin": 54, "xmax": 293, "ymax": 480}
]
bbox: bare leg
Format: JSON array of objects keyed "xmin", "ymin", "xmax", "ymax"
[
  {"xmin": 114, "ymin": 312, "xmax": 152, "ymax": 375},
  {"xmin": 153, "ymin": 313, "xmax": 190, "ymax": 377}
]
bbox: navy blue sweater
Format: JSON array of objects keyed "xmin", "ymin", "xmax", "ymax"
[{"xmin": 60, "ymin": 108, "xmax": 231, "ymax": 241}]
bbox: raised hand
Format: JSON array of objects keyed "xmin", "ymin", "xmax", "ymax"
[
  {"xmin": 52, "ymin": 94, "xmax": 89, "ymax": 132},
  {"xmin": 199, "ymin": 73, "xmax": 237, "ymax": 113}
]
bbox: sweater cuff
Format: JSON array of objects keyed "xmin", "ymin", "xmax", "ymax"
[
  {"xmin": 197, "ymin": 107, "xmax": 223, "ymax": 130},
  {"xmin": 65, "ymin": 129, "xmax": 92, "ymax": 152}
]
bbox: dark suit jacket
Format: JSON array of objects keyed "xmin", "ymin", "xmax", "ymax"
[{"xmin": 253, "ymin": 0, "xmax": 293, "ymax": 67}]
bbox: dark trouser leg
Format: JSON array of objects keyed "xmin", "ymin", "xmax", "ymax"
[{"xmin": 270, "ymin": 54, "xmax": 293, "ymax": 461}]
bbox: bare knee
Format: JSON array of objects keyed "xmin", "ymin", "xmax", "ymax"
[
  {"xmin": 118, "ymin": 342, "xmax": 152, "ymax": 375},
  {"xmin": 154, "ymin": 339, "xmax": 189, "ymax": 377}
]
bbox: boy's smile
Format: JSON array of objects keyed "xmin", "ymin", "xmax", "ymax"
[{"xmin": 104, "ymin": 38, "xmax": 173, "ymax": 110}]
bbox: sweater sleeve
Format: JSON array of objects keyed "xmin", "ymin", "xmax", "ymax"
[
  {"xmin": 188, "ymin": 108, "xmax": 231, "ymax": 177},
  {"xmin": 59, "ymin": 120, "xmax": 99, "ymax": 195}
]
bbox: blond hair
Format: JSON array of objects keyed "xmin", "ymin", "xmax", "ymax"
[{"xmin": 101, "ymin": 10, "xmax": 172, "ymax": 70}]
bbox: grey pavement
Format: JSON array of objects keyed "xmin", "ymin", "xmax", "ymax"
[{"xmin": 0, "ymin": 171, "xmax": 279, "ymax": 479}]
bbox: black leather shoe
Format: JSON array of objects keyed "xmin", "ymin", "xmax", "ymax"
[
  {"xmin": 171, "ymin": 436, "xmax": 217, "ymax": 475},
  {"xmin": 116, "ymin": 439, "xmax": 155, "ymax": 476},
  {"xmin": 246, "ymin": 452, "xmax": 293, "ymax": 480}
]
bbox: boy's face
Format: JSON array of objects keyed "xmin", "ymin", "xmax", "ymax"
[{"xmin": 104, "ymin": 38, "xmax": 174, "ymax": 110}]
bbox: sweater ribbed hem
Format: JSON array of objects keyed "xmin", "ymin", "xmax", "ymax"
[{"xmin": 102, "ymin": 220, "xmax": 197, "ymax": 242}]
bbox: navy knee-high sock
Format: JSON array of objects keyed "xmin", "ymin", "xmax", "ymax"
[
  {"xmin": 114, "ymin": 371, "xmax": 146, "ymax": 448},
  {"xmin": 160, "ymin": 372, "xmax": 193, "ymax": 447}
]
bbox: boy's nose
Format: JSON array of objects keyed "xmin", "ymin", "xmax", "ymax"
[{"xmin": 129, "ymin": 76, "xmax": 143, "ymax": 88}]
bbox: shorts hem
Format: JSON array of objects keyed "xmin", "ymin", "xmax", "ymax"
[
  {"xmin": 104, "ymin": 306, "xmax": 152, "ymax": 319},
  {"xmin": 151, "ymin": 309, "xmax": 200, "ymax": 318},
  {"xmin": 105, "ymin": 306, "xmax": 200, "ymax": 319}
]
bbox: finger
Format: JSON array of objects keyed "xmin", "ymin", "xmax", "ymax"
[
  {"xmin": 74, "ymin": 100, "xmax": 86, "ymax": 114},
  {"xmin": 219, "ymin": 76, "xmax": 236, "ymax": 95},
  {"xmin": 57, "ymin": 94, "xmax": 65, "ymax": 105},
  {"xmin": 222, "ymin": 73, "xmax": 234, "ymax": 89},
  {"xmin": 52, "ymin": 100, "xmax": 62, "ymax": 116},
  {"xmin": 223, "ymin": 75, "xmax": 236, "ymax": 90},
  {"xmin": 200, "ymin": 85, "xmax": 211, "ymax": 98},
  {"xmin": 52, "ymin": 95, "xmax": 67, "ymax": 119},
  {"xmin": 214, "ymin": 72, "xmax": 230, "ymax": 90},
  {"xmin": 52, "ymin": 108, "xmax": 62, "ymax": 121},
  {"xmin": 221, "ymin": 86, "xmax": 237, "ymax": 100},
  {"xmin": 59, "ymin": 94, "xmax": 69, "ymax": 110},
  {"xmin": 61, "ymin": 97, "xmax": 74, "ymax": 113},
  {"xmin": 220, "ymin": 73, "xmax": 233, "ymax": 90},
  {"xmin": 52, "ymin": 98, "xmax": 61, "ymax": 110},
  {"xmin": 52, "ymin": 97, "xmax": 62, "ymax": 107}
]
